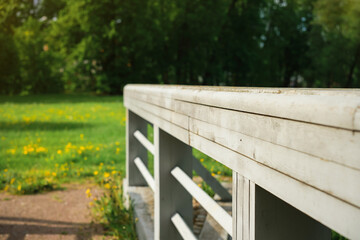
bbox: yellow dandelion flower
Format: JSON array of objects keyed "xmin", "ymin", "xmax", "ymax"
[
  {"xmin": 57, "ymin": 150, "xmax": 62, "ymax": 154},
  {"xmin": 115, "ymin": 141, "xmax": 120, "ymax": 146},
  {"xmin": 104, "ymin": 183, "xmax": 111, "ymax": 189},
  {"xmin": 7, "ymin": 149, "xmax": 16, "ymax": 155},
  {"xmin": 36, "ymin": 146, "xmax": 47, "ymax": 153},
  {"xmin": 211, "ymin": 172, "xmax": 216, "ymax": 177},
  {"xmin": 80, "ymin": 134, "xmax": 84, "ymax": 139},
  {"xmin": 86, "ymin": 188, "xmax": 92, "ymax": 198},
  {"xmin": 17, "ymin": 185, "xmax": 21, "ymax": 191},
  {"xmin": 52, "ymin": 172, "xmax": 57, "ymax": 177},
  {"xmin": 104, "ymin": 172, "xmax": 110, "ymax": 178},
  {"xmin": 4, "ymin": 169, "xmax": 8, "ymax": 172},
  {"xmin": 94, "ymin": 171, "xmax": 99, "ymax": 176},
  {"xmin": 200, "ymin": 158, "xmax": 204, "ymax": 162},
  {"xmin": 4, "ymin": 185, "xmax": 9, "ymax": 191},
  {"xmin": 217, "ymin": 171, "xmax": 221, "ymax": 175},
  {"xmin": 84, "ymin": 157, "xmax": 88, "ymax": 160},
  {"xmin": 111, "ymin": 170, "xmax": 117, "ymax": 175},
  {"xmin": 10, "ymin": 178, "xmax": 15, "ymax": 184},
  {"xmin": 95, "ymin": 147, "xmax": 100, "ymax": 151}
]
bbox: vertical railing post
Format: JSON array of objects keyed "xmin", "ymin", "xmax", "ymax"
[
  {"xmin": 154, "ymin": 126, "xmax": 193, "ymax": 240},
  {"xmin": 232, "ymin": 172, "xmax": 255, "ymax": 240},
  {"xmin": 126, "ymin": 110, "xmax": 148, "ymax": 186},
  {"xmin": 233, "ymin": 171, "xmax": 331, "ymax": 240}
]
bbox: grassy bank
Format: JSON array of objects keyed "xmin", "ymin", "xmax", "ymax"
[{"xmin": 0, "ymin": 94, "xmax": 126, "ymax": 194}]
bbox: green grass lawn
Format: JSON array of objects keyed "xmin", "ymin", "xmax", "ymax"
[
  {"xmin": 0, "ymin": 94, "xmax": 229, "ymax": 195},
  {"xmin": 0, "ymin": 94, "xmax": 126, "ymax": 194}
]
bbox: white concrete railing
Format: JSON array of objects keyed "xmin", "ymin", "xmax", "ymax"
[{"xmin": 124, "ymin": 84, "xmax": 360, "ymax": 240}]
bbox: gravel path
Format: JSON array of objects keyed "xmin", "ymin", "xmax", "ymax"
[{"xmin": 0, "ymin": 184, "xmax": 106, "ymax": 240}]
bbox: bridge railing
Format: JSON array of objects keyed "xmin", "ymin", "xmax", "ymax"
[{"xmin": 124, "ymin": 84, "xmax": 360, "ymax": 240}]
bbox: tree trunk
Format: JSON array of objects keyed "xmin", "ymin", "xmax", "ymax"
[
  {"xmin": 203, "ymin": 0, "xmax": 239, "ymax": 85},
  {"xmin": 346, "ymin": 44, "xmax": 360, "ymax": 87},
  {"xmin": 162, "ymin": 71, "xmax": 169, "ymax": 84}
]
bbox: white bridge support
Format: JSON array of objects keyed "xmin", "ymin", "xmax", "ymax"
[
  {"xmin": 154, "ymin": 126, "xmax": 193, "ymax": 239},
  {"xmin": 126, "ymin": 110, "xmax": 149, "ymax": 186},
  {"xmin": 124, "ymin": 84, "xmax": 360, "ymax": 240}
]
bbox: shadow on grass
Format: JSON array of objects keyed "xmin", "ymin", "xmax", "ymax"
[
  {"xmin": 0, "ymin": 121, "xmax": 94, "ymax": 131},
  {"xmin": 0, "ymin": 94, "xmax": 123, "ymax": 104}
]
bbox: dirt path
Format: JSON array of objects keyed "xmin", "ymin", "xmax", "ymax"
[{"xmin": 0, "ymin": 184, "xmax": 106, "ymax": 240}]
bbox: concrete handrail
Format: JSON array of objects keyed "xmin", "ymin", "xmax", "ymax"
[{"xmin": 124, "ymin": 84, "xmax": 360, "ymax": 240}]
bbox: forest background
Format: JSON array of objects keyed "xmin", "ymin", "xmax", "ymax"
[{"xmin": 1, "ymin": 0, "xmax": 360, "ymax": 95}]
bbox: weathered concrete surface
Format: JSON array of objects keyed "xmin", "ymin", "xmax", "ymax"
[
  {"xmin": 126, "ymin": 178, "xmax": 233, "ymax": 240},
  {"xmin": 126, "ymin": 185, "xmax": 154, "ymax": 240}
]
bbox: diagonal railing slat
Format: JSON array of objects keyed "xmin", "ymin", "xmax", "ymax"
[
  {"xmin": 134, "ymin": 130, "xmax": 155, "ymax": 154},
  {"xmin": 171, "ymin": 213, "xmax": 197, "ymax": 240},
  {"xmin": 171, "ymin": 166, "xmax": 233, "ymax": 236},
  {"xmin": 134, "ymin": 157, "xmax": 155, "ymax": 192}
]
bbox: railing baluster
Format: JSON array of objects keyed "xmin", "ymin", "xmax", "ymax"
[
  {"xmin": 171, "ymin": 213, "xmax": 197, "ymax": 240},
  {"xmin": 171, "ymin": 166, "xmax": 233, "ymax": 236},
  {"xmin": 134, "ymin": 157, "xmax": 155, "ymax": 191},
  {"xmin": 134, "ymin": 130, "xmax": 155, "ymax": 154}
]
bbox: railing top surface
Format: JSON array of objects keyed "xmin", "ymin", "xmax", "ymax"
[
  {"xmin": 124, "ymin": 84, "xmax": 360, "ymax": 131},
  {"xmin": 125, "ymin": 84, "xmax": 360, "ymax": 96}
]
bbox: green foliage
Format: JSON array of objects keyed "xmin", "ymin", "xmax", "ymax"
[
  {"xmin": 0, "ymin": 169, "xmax": 61, "ymax": 194},
  {"xmin": 91, "ymin": 178, "xmax": 137, "ymax": 239},
  {"xmin": 0, "ymin": 32, "xmax": 19, "ymax": 94},
  {"xmin": 201, "ymin": 181, "xmax": 215, "ymax": 198},
  {"xmin": 1, "ymin": 0, "xmax": 360, "ymax": 94},
  {"xmin": 14, "ymin": 17, "xmax": 63, "ymax": 94},
  {"xmin": 332, "ymin": 231, "xmax": 348, "ymax": 240},
  {"xmin": 193, "ymin": 149, "xmax": 233, "ymax": 177}
]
